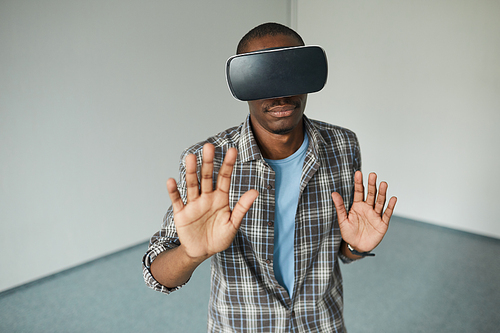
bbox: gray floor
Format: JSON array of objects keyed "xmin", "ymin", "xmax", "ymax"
[{"xmin": 1, "ymin": 216, "xmax": 499, "ymax": 332}]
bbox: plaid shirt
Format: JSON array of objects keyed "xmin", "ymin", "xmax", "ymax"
[{"xmin": 143, "ymin": 115, "xmax": 361, "ymax": 332}]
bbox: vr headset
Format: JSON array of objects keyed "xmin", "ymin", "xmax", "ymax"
[{"xmin": 226, "ymin": 45, "xmax": 328, "ymax": 101}]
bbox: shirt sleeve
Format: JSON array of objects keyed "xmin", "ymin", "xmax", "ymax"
[
  {"xmin": 142, "ymin": 151, "xmax": 191, "ymax": 294},
  {"xmin": 142, "ymin": 208, "xmax": 186, "ymax": 294}
]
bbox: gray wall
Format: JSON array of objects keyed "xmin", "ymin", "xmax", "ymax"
[
  {"xmin": 297, "ymin": 0, "xmax": 500, "ymax": 238},
  {"xmin": 0, "ymin": 0, "xmax": 291, "ymax": 292},
  {"xmin": 2, "ymin": 0, "xmax": 499, "ymax": 292}
]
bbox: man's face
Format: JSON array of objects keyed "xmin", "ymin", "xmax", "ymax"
[{"xmin": 243, "ymin": 34, "xmax": 307, "ymax": 136}]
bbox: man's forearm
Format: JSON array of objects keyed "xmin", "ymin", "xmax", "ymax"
[{"xmin": 150, "ymin": 245, "xmax": 207, "ymax": 289}]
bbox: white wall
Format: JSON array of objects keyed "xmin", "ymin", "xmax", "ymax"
[
  {"xmin": 297, "ymin": 1, "xmax": 500, "ymax": 238},
  {"xmin": 0, "ymin": 0, "xmax": 291, "ymax": 292}
]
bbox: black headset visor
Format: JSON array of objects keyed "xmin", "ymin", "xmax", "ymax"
[{"xmin": 226, "ymin": 45, "xmax": 328, "ymax": 101}]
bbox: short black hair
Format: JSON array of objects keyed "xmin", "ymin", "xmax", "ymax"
[{"xmin": 236, "ymin": 22, "xmax": 305, "ymax": 54}]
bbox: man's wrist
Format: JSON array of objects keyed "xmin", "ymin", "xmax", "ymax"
[
  {"xmin": 346, "ymin": 243, "xmax": 375, "ymax": 257},
  {"xmin": 178, "ymin": 244, "xmax": 211, "ymax": 265}
]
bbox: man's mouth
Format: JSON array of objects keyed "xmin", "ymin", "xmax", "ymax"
[
  {"xmin": 265, "ymin": 99, "xmax": 300, "ymax": 117},
  {"xmin": 267, "ymin": 105, "xmax": 295, "ymax": 117},
  {"xmin": 266, "ymin": 104, "xmax": 296, "ymax": 117}
]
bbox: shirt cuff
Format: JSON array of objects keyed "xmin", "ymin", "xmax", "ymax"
[{"xmin": 142, "ymin": 239, "xmax": 187, "ymax": 294}]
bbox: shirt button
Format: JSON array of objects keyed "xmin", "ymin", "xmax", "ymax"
[
  {"xmin": 267, "ymin": 222, "xmax": 273, "ymax": 227},
  {"xmin": 266, "ymin": 184, "xmax": 273, "ymax": 190},
  {"xmin": 266, "ymin": 259, "xmax": 271, "ymax": 264}
]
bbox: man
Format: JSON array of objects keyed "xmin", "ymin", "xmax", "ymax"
[{"xmin": 143, "ymin": 22, "xmax": 397, "ymax": 332}]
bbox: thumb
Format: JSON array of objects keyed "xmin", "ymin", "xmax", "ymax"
[
  {"xmin": 230, "ymin": 190, "xmax": 259, "ymax": 229},
  {"xmin": 331, "ymin": 192, "xmax": 348, "ymax": 226}
]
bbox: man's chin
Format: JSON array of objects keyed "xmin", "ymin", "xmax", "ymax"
[{"xmin": 271, "ymin": 127, "xmax": 294, "ymax": 135}]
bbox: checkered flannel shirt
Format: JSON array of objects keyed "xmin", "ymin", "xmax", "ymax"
[{"xmin": 143, "ymin": 115, "xmax": 361, "ymax": 332}]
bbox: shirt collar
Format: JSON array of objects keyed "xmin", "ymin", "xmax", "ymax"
[
  {"xmin": 237, "ymin": 115, "xmax": 263, "ymax": 163},
  {"xmin": 237, "ymin": 114, "xmax": 326, "ymax": 163},
  {"xmin": 303, "ymin": 115, "xmax": 327, "ymax": 158}
]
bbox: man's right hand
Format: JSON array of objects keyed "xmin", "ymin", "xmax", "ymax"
[{"xmin": 167, "ymin": 143, "xmax": 259, "ymax": 261}]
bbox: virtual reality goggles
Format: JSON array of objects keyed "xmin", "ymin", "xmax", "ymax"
[{"xmin": 226, "ymin": 45, "xmax": 328, "ymax": 101}]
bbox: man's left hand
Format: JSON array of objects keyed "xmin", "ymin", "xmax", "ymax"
[{"xmin": 331, "ymin": 171, "xmax": 397, "ymax": 254}]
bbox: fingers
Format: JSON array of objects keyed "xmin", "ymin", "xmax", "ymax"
[
  {"xmin": 382, "ymin": 196, "xmax": 397, "ymax": 225},
  {"xmin": 331, "ymin": 192, "xmax": 348, "ymax": 225},
  {"xmin": 353, "ymin": 171, "xmax": 395, "ymax": 220},
  {"xmin": 356, "ymin": 171, "xmax": 391, "ymax": 215},
  {"xmin": 185, "ymin": 154, "xmax": 200, "ymax": 202},
  {"xmin": 230, "ymin": 189, "xmax": 259, "ymax": 229},
  {"xmin": 200, "ymin": 144, "xmax": 215, "ymax": 194},
  {"xmin": 374, "ymin": 181, "xmax": 388, "ymax": 215},
  {"xmin": 353, "ymin": 171, "xmax": 365, "ymax": 203},
  {"xmin": 372, "ymin": 177, "xmax": 396, "ymax": 225},
  {"xmin": 181, "ymin": 144, "xmax": 238, "ymax": 204},
  {"xmin": 167, "ymin": 178, "xmax": 184, "ymax": 214},
  {"xmin": 365, "ymin": 173, "xmax": 378, "ymax": 206},
  {"xmin": 216, "ymin": 148, "xmax": 238, "ymax": 194},
  {"xmin": 185, "ymin": 143, "xmax": 223, "ymax": 200}
]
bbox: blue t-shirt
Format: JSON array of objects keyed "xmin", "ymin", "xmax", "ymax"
[{"xmin": 264, "ymin": 132, "xmax": 309, "ymax": 298}]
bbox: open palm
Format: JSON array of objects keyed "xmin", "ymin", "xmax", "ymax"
[
  {"xmin": 332, "ymin": 171, "xmax": 397, "ymax": 253},
  {"xmin": 167, "ymin": 144, "xmax": 258, "ymax": 260}
]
